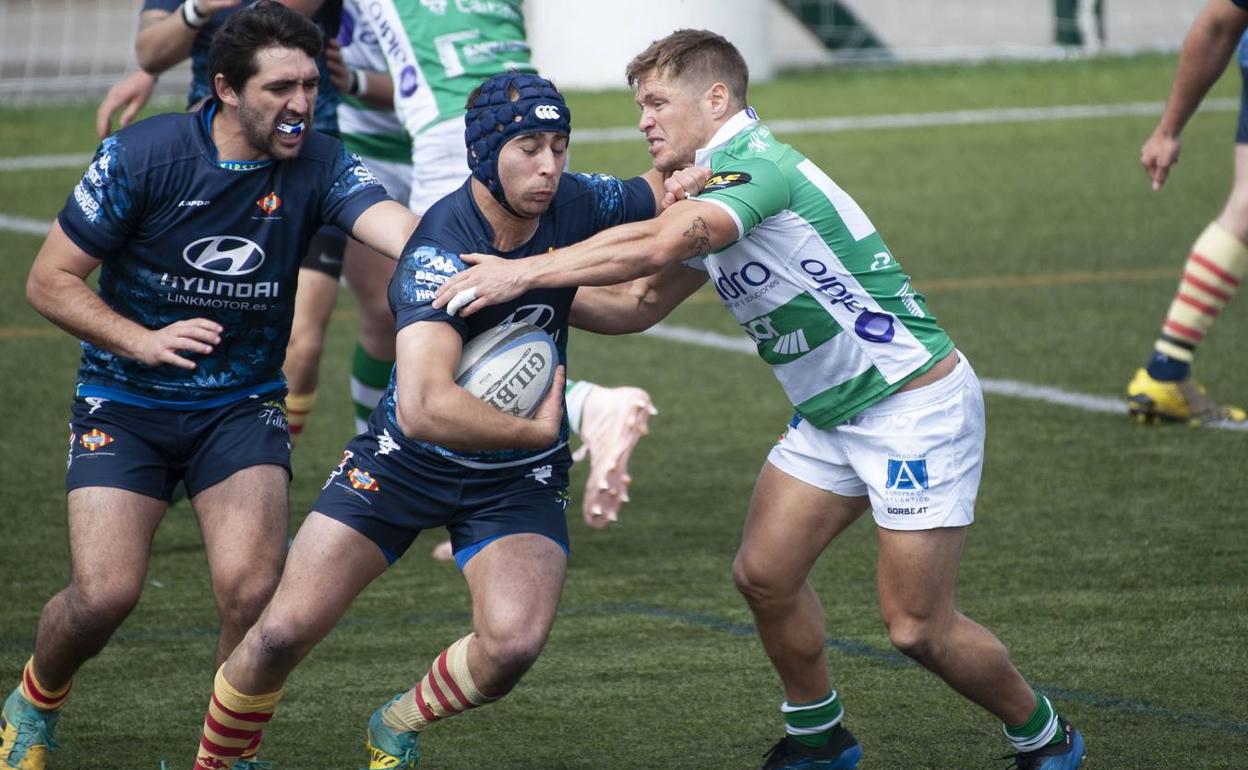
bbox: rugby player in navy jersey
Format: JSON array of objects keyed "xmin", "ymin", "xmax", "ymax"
[
  {"xmin": 184, "ymin": 72, "xmax": 705, "ymax": 769},
  {"xmin": 0, "ymin": 5, "xmax": 417, "ymax": 768}
]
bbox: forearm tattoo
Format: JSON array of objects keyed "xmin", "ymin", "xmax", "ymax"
[{"xmin": 682, "ymin": 216, "xmax": 711, "ymax": 256}]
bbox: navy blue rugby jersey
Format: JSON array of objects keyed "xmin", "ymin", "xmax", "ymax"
[
  {"xmin": 1236, "ymin": 0, "xmax": 1248, "ymax": 10},
  {"xmin": 58, "ymin": 99, "xmax": 388, "ymax": 408},
  {"xmin": 142, "ymin": 0, "xmax": 342, "ymax": 133},
  {"xmin": 382, "ymin": 172, "xmax": 656, "ymax": 469}
]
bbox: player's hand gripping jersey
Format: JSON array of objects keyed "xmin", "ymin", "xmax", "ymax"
[
  {"xmin": 689, "ymin": 109, "xmax": 955, "ymax": 427},
  {"xmin": 381, "ymin": 171, "xmax": 654, "ymax": 467},
  {"xmin": 58, "ymin": 101, "xmax": 388, "ymax": 407}
]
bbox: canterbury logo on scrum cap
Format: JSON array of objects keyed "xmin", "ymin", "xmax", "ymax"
[
  {"xmin": 534, "ymin": 104, "xmax": 561, "ymax": 120},
  {"xmin": 183, "ymin": 236, "xmax": 266, "ymax": 276}
]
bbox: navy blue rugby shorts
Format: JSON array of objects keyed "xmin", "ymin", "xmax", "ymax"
[
  {"xmin": 1238, "ymin": 32, "xmax": 1248, "ymax": 143},
  {"xmin": 312, "ymin": 411, "xmax": 571, "ymax": 568},
  {"xmin": 66, "ymin": 393, "xmax": 292, "ymax": 500}
]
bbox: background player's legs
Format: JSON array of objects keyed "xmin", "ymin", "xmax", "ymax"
[
  {"xmin": 285, "ymin": 228, "xmax": 346, "ymax": 443},
  {"xmin": 733, "ymin": 463, "xmax": 868, "ymax": 704},
  {"xmin": 342, "ymin": 236, "xmax": 398, "ymax": 433},
  {"xmin": 193, "ymin": 513, "xmax": 389, "ymax": 769},
  {"xmin": 1128, "ymin": 145, "xmax": 1248, "ymax": 423},
  {"xmin": 876, "ymin": 526, "xmax": 1034, "ymax": 720},
  {"xmin": 191, "ymin": 464, "xmax": 291, "ymax": 668}
]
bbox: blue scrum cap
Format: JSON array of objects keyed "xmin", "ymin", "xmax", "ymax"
[{"xmin": 465, "ymin": 72, "xmax": 571, "ymax": 206}]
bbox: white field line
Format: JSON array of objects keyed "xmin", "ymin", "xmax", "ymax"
[
  {"xmin": 0, "ymin": 213, "xmax": 51, "ymax": 236},
  {"xmin": 642, "ymin": 323, "xmax": 1248, "ymax": 431},
  {"xmin": 0, "ymin": 98, "xmax": 1237, "ymax": 172}
]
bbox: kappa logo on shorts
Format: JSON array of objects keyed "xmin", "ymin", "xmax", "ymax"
[
  {"xmin": 375, "ymin": 429, "xmax": 401, "ymax": 457},
  {"xmin": 885, "ymin": 458, "xmax": 929, "ymax": 490},
  {"xmin": 348, "ymin": 467, "xmax": 380, "ymax": 491},
  {"xmin": 79, "ymin": 428, "xmax": 114, "ymax": 452},
  {"xmin": 526, "ymin": 464, "xmax": 553, "ymax": 485}
]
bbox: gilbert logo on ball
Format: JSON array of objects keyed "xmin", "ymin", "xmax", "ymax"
[{"xmin": 454, "ymin": 322, "xmax": 557, "ymax": 418}]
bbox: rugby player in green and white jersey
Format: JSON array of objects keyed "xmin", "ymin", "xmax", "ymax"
[
  {"xmin": 433, "ymin": 29, "xmax": 1086, "ymax": 770},
  {"xmin": 363, "ymin": 0, "xmax": 534, "ymax": 213}
]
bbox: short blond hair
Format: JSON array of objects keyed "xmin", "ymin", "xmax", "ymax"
[{"xmin": 625, "ymin": 29, "xmax": 748, "ymax": 106}]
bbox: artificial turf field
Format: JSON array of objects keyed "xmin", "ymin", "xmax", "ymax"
[{"xmin": 0, "ymin": 54, "xmax": 1245, "ymax": 768}]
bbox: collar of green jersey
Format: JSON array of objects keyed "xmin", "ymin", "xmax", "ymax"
[{"xmin": 693, "ymin": 107, "xmax": 760, "ymax": 167}]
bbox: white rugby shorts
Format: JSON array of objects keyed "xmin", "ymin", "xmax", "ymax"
[
  {"xmin": 361, "ymin": 156, "xmax": 413, "ymax": 207},
  {"xmin": 767, "ymin": 353, "xmax": 985, "ymax": 531},
  {"xmin": 407, "ymin": 117, "xmax": 472, "ymax": 215}
]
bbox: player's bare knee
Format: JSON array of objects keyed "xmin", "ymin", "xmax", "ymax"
[
  {"xmin": 732, "ymin": 555, "xmax": 792, "ymax": 606},
  {"xmin": 476, "ymin": 628, "xmax": 546, "ymax": 678},
  {"xmin": 882, "ymin": 613, "xmax": 946, "ymax": 664},
  {"xmin": 65, "ymin": 578, "xmax": 142, "ymax": 631}
]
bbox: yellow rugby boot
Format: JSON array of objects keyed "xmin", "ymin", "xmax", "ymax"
[
  {"xmin": 0, "ymin": 690, "xmax": 59, "ymax": 770},
  {"xmin": 1127, "ymin": 368, "xmax": 1247, "ymax": 425},
  {"xmin": 365, "ymin": 695, "xmax": 419, "ymax": 769}
]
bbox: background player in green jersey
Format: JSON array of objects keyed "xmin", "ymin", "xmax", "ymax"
[{"xmin": 434, "ymin": 29, "xmax": 1085, "ymax": 770}]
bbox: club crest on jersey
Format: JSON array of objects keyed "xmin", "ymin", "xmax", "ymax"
[
  {"xmin": 256, "ymin": 192, "xmax": 282, "ymax": 216},
  {"xmin": 703, "ymin": 172, "xmax": 752, "ymax": 192},
  {"xmin": 79, "ymin": 428, "xmax": 114, "ymax": 451},
  {"xmin": 348, "ymin": 467, "xmax": 380, "ymax": 491}
]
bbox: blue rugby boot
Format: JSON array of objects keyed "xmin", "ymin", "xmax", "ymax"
[
  {"xmin": 364, "ymin": 695, "xmax": 419, "ymax": 769},
  {"xmin": 0, "ymin": 689, "xmax": 60, "ymax": 770},
  {"xmin": 1006, "ymin": 718, "xmax": 1085, "ymax": 770},
  {"xmin": 233, "ymin": 760, "xmax": 275, "ymax": 769},
  {"xmin": 759, "ymin": 726, "xmax": 861, "ymax": 770}
]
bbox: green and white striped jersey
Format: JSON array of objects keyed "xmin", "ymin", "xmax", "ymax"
[
  {"xmin": 690, "ymin": 110, "xmax": 954, "ymax": 428},
  {"xmin": 366, "ymin": 0, "xmax": 534, "ymax": 138},
  {"xmin": 339, "ymin": 0, "xmax": 411, "ymax": 164}
]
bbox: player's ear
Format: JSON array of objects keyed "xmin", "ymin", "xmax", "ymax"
[
  {"xmin": 706, "ymin": 82, "xmax": 731, "ymax": 119},
  {"xmin": 215, "ymin": 73, "xmax": 241, "ymax": 108}
]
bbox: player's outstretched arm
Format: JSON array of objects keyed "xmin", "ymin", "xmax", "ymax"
[
  {"xmin": 392, "ymin": 322, "xmax": 564, "ymax": 451},
  {"xmin": 1143, "ymin": 0, "xmax": 1248, "ymax": 190},
  {"xmin": 350, "ymin": 200, "xmax": 420, "ymax": 261},
  {"xmin": 433, "ymin": 198, "xmax": 737, "ymax": 317},
  {"xmin": 570, "ymin": 263, "xmax": 708, "ymax": 335},
  {"xmin": 27, "ymin": 222, "xmax": 222, "ymax": 369}
]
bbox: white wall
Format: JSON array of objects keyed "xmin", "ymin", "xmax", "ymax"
[{"xmin": 526, "ymin": 0, "xmax": 773, "ymax": 90}]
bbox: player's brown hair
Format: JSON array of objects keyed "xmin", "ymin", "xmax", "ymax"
[
  {"xmin": 625, "ymin": 29, "xmax": 748, "ymax": 105},
  {"xmin": 210, "ymin": 1, "xmax": 324, "ymax": 99}
]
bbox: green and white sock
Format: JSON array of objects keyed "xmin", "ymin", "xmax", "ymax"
[
  {"xmin": 350, "ymin": 344, "xmax": 394, "ymax": 434},
  {"xmin": 1003, "ymin": 691, "xmax": 1061, "ymax": 752},
  {"xmin": 564, "ymin": 379, "xmax": 594, "ymax": 434},
  {"xmin": 781, "ymin": 690, "xmax": 844, "ymax": 748}
]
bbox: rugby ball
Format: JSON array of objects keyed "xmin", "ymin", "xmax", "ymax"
[{"xmin": 454, "ymin": 321, "xmax": 557, "ymax": 418}]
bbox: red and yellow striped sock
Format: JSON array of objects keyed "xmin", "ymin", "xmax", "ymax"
[
  {"xmin": 285, "ymin": 391, "xmax": 317, "ymax": 444},
  {"xmin": 194, "ymin": 666, "xmax": 282, "ymax": 770},
  {"xmin": 381, "ymin": 634, "xmax": 497, "ymax": 733},
  {"xmin": 18, "ymin": 658, "xmax": 70, "ymax": 712},
  {"xmin": 1154, "ymin": 222, "xmax": 1248, "ymax": 363}
]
